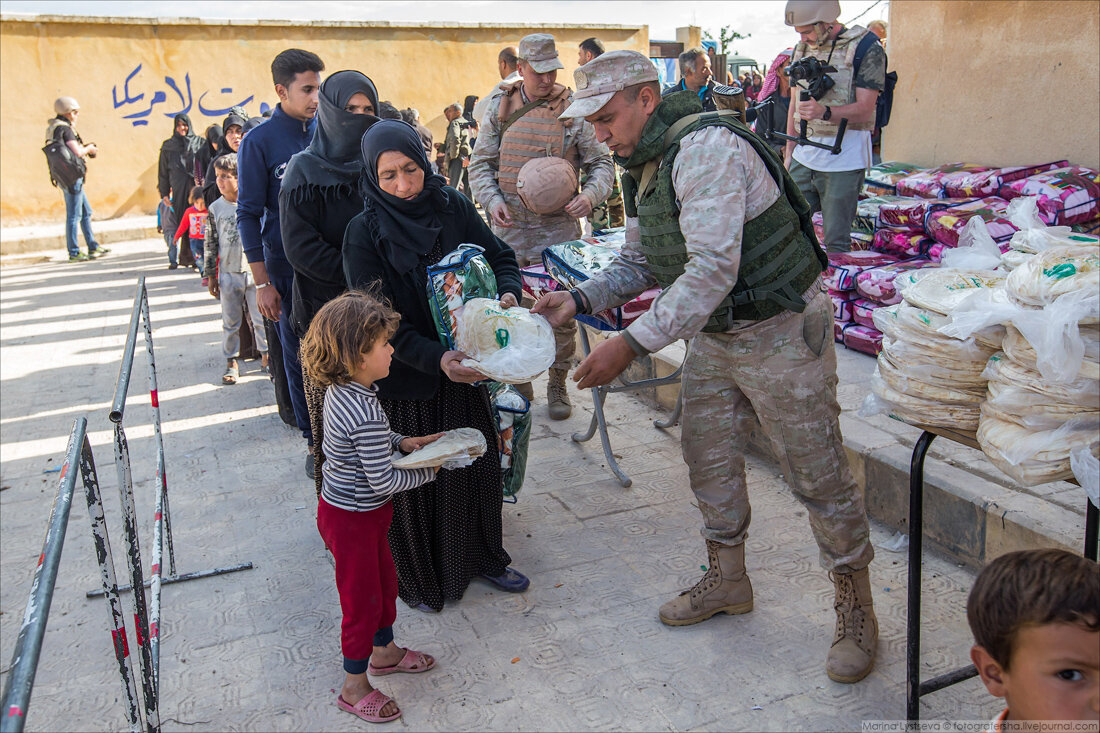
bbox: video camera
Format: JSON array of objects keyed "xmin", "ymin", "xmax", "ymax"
[{"xmin": 784, "ymin": 57, "xmax": 837, "ymax": 101}]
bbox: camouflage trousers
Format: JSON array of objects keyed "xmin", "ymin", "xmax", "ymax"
[
  {"xmin": 680, "ymin": 287, "xmax": 873, "ymax": 573},
  {"xmin": 514, "ymin": 251, "xmax": 576, "ymax": 371}
]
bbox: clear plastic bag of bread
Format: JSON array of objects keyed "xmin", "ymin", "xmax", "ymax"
[{"xmin": 455, "ymin": 297, "xmax": 556, "ymax": 383}]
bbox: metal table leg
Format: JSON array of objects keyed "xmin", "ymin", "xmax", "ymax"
[
  {"xmin": 906, "ymin": 430, "xmax": 935, "ymax": 724},
  {"xmin": 1085, "ymin": 499, "xmax": 1099, "ymax": 562}
]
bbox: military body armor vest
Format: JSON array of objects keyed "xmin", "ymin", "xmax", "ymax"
[
  {"xmin": 620, "ymin": 92, "xmax": 828, "ymax": 328},
  {"xmin": 790, "ymin": 25, "xmax": 876, "ymax": 138},
  {"xmin": 497, "ymin": 81, "xmax": 579, "ymax": 199}
]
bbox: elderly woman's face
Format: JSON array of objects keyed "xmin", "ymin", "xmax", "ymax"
[{"xmin": 376, "ymin": 150, "xmax": 424, "ymax": 200}]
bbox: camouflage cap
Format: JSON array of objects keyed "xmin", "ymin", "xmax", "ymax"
[
  {"xmin": 560, "ymin": 50, "xmax": 659, "ymax": 119},
  {"xmin": 518, "ymin": 33, "xmax": 564, "ymax": 74}
]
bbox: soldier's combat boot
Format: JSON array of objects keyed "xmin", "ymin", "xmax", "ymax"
[
  {"xmin": 514, "ymin": 381, "xmax": 535, "ymax": 403},
  {"xmin": 826, "ymin": 567, "xmax": 878, "ymax": 683},
  {"xmin": 659, "ymin": 540, "xmax": 753, "ymax": 626},
  {"xmin": 547, "ymin": 368, "xmax": 571, "ymax": 420}
]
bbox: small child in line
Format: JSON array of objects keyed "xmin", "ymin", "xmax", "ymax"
[
  {"xmin": 203, "ymin": 154, "xmax": 267, "ymax": 385},
  {"xmin": 173, "ymin": 185, "xmax": 208, "ymax": 280},
  {"xmin": 967, "ymin": 548, "xmax": 1099, "ymax": 731},
  {"xmin": 299, "ymin": 291, "xmax": 444, "ymax": 725}
]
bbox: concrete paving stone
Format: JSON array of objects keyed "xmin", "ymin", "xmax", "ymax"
[{"xmin": 1, "ymin": 239, "xmax": 1012, "ymax": 731}]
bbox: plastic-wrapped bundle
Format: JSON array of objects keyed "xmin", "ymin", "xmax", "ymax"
[
  {"xmin": 813, "ymin": 211, "xmax": 824, "ymax": 244},
  {"xmin": 488, "ymin": 382, "xmax": 531, "ymax": 498},
  {"xmin": 542, "ymin": 236, "xmax": 659, "ymax": 331},
  {"xmin": 1005, "ymin": 246, "xmax": 1100, "ymax": 308},
  {"xmin": 427, "ymin": 244, "xmax": 499, "ymax": 348},
  {"xmin": 850, "ymin": 232, "xmax": 874, "ymax": 251},
  {"xmin": 942, "ymin": 161, "xmax": 1068, "ymax": 198},
  {"xmin": 998, "ymin": 165, "xmax": 1100, "ymax": 226},
  {"xmin": 871, "ymin": 229, "xmax": 936, "ymax": 258},
  {"xmin": 851, "ymin": 299, "xmax": 880, "ymax": 328},
  {"xmin": 896, "ymin": 163, "xmax": 993, "ymax": 199},
  {"xmin": 519, "ymin": 263, "xmax": 560, "ymax": 302},
  {"xmin": 899, "ymin": 268, "xmax": 1006, "ymax": 315},
  {"xmin": 1003, "ymin": 324, "xmax": 1100, "ymax": 382},
  {"xmin": 978, "ymin": 409, "xmax": 1099, "ymax": 486},
  {"xmin": 862, "ymin": 161, "xmax": 925, "ymax": 197},
  {"xmin": 830, "ymin": 289, "xmax": 859, "ymax": 322},
  {"xmin": 1000, "ymin": 197, "xmax": 1100, "ymax": 270},
  {"xmin": 455, "ymin": 298, "xmax": 556, "ymax": 383},
  {"xmin": 842, "ymin": 324, "xmax": 884, "ymax": 356},
  {"xmin": 877, "ymin": 197, "xmax": 974, "ymax": 232},
  {"xmin": 855, "ymin": 195, "xmax": 912, "ymax": 231},
  {"xmin": 854, "ymin": 259, "xmax": 937, "ymax": 305},
  {"xmin": 823, "ymin": 250, "xmax": 899, "ymax": 292},
  {"xmin": 833, "ymin": 320, "xmax": 845, "ymax": 343},
  {"xmin": 925, "ymin": 197, "xmax": 1017, "ymax": 248}
]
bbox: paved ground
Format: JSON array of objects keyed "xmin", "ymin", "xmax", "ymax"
[{"xmin": 1, "ymin": 238, "xmax": 999, "ymax": 731}]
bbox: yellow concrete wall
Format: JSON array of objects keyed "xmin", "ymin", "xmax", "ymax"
[
  {"xmin": 883, "ymin": 0, "xmax": 1100, "ymax": 169},
  {"xmin": 0, "ymin": 15, "xmax": 647, "ymax": 224}
]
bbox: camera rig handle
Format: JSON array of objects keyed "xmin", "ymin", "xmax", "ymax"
[{"xmin": 762, "ymin": 89, "xmax": 848, "ymax": 155}]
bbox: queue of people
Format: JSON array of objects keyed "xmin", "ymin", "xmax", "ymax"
[{"xmin": 48, "ymin": 3, "xmax": 1096, "ymax": 727}]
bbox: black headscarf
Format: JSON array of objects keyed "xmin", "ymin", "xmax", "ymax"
[
  {"xmin": 161, "ymin": 113, "xmax": 201, "ymax": 156},
  {"xmin": 281, "ymin": 70, "xmax": 379, "ymax": 205},
  {"xmin": 360, "ymin": 119, "xmax": 452, "ymax": 273},
  {"xmin": 242, "ymin": 116, "xmax": 265, "ymax": 135}
]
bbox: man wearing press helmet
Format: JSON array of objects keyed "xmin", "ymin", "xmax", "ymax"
[
  {"xmin": 469, "ymin": 33, "xmax": 613, "ymax": 419},
  {"xmin": 783, "ymin": 0, "xmax": 886, "ymax": 254},
  {"xmin": 533, "ymin": 49, "xmax": 878, "ymax": 684}
]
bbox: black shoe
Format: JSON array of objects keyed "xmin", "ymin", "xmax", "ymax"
[
  {"xmin": 168, "ymin": 264, "xmax": 179, "ymax": 270},
  {"xmin": 305, "ymin": 452, "xmax": 315, "ymax": 480}
]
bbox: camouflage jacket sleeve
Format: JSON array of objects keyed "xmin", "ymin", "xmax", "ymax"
[
  {"xmin": 443, "ymin": 120, "xmax": 459, "ymax": 161},
  {"xmin": 575, "ymin": 215, "xmax": 656, "ymax": 312},
  {"xmin": 619, "ymin": 126, "xmax": 781, "ymax": 353},
  {"xmin": 468, "ymin": 96, "xmax": 505, "ymax": 211},
  {"xmin": 571, "ymin": 120, "xmax": 614, "ymax": 207}
]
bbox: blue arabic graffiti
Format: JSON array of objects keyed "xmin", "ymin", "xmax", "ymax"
[{"xmin": 111, "ymin": 64, "xmax": 255, "ymax": 127}]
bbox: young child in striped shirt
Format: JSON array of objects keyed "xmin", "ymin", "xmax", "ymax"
[{"xmin": 300, "ymin": 290, "xmax": 443, "ymax": 725}]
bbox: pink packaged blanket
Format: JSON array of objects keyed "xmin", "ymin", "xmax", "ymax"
[
  {"xmin": 834, "ymin": 320, "xmax": 845, "ymax": 343},
  {"xmin": 997, "ymin": 165, "xmax": 1100, "ymax": 226},
  {"xmin": 877, "ymin": 197, "xmax": 975, "ymax": 231},
  {"xmin": 870, "ymin": 229, "xmax": 936, "ymax": 258},
  {"xmin": 812, "ymin": 211, "xmax": 825, "ymax": 244},
  {"xmin": 829, "ymin": 289, "xmax": 859, "ymax": 323},
  {"xmin": 851, "ymin": 299, "xmax": 880, "ymax": 328},
  {"xmin": 520, "ymin": 264, "xmax": 560, "ymax": 302},
  {"xmin": 896, "ymin": 163, "xmax": 992, "ymax": 199},
  {"xmin": 842, "ymin": 324, "xmax": 884, "ymax": 356},
  {"xmin": 925, "ymin": 197, "xmax": 1017, "ymax": 247},
  {"xmin": 823, "ymin": 251, "xmax": 900, "ymax": 292},
  {"xmin": 854, "ymin": 196, "xmax": 910, "ymax": 232},
  {"xmin": 942, "ymin": 161, "xmax": 1068, "ymax": 198},
  {"xmin": 854, "ymin": 258, "xmax": 937, "ymax": 305},
  {"xmin": 863, "ymin": 162, "xmax": 924, "ymax": 197},
  {"xmin": 850, "ymin": 232, "xmax": 874, "ymax": 251}
]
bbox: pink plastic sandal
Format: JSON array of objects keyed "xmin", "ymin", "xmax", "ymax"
[
  {"xmin": 336, "ymin": 689, "xmax": 401, "ymax": 723},
  {"xmin": 367, "ymin": 648, "xmax": 436, "ymax": 676}
]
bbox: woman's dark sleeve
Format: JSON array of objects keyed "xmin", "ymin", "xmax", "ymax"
[
  {"xmin": 157, "ymin": 146, "xmax": 171, "ymax": 198},
  {"xmin": 281, "ymin": 187, "xmax": 346, "ymax": 287},
  {"xmin": 458, "ymin": 196, "xmax": 522, "ymax": 300},
  {"xmin": 343, "ymin": 216, "xmax": 447, "ymax": 376}
]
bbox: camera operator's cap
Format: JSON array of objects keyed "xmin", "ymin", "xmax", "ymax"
[
  {"xmin": 518, "ymin": 34, "xmax": 564, "ymax": 73},
  {"xmin": 784, "ymin": 0, "xmax": 841, "ymax": 26},
  {"xmin": 560, "ymin": 50, "xmax": 659, "ymax": 119}
]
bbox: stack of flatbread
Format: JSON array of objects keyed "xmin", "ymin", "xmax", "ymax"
[
  {"xmin": 391, "ymin": 428, "xmax": 487, "ymax": 469},
  {"xmin": 869, "ymin": 270, "xmax": 1005, "ymax": 430}
]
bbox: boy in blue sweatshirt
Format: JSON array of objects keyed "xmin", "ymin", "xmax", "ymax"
[{"xmin": 237, "ymin": 48, "xmax": 323, "ymax": 478}]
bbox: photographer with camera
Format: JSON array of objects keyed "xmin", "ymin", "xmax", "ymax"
[
  {"xmin": 45, "ymin": 97, "xmax": 108, "ymax": 262},
  {"xmin": 782, "ymin": 0, "xmax": 885, "ymax": 254}
]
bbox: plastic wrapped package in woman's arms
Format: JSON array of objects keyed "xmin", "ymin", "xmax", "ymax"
[
  {"xmin": 1005, "ymin": 246, "xmax": 1100, "ymax": 308},
  {"xmin": 854, "ymin": 259, "xmax": 937, "ymax": 305},
  {"xmin": 456, "ymin": 298, "xmax": 556, "ymax": 383},
  {"xmin": 426, "ymin": 244, "xmax": 499, "ymax": 348},
  {"xmin": 862, "ymin": 161, "xmax": 925, "ymax": 197},
  {"xmin": 978, "ymin": 409, "xmax": 1099, "ymax": 486},
  {"xmin": 998, "ymin": 165, "xmax": 1100, "ymax": 226},
  {"xmin": 925, "ymin": 197, "xmax": 1018, "ymax": 248},
  {"xmin": 896, "ymin": 162, "xmax": 993, "ymax": 199},
  {"xmin": 942, "ymin": 161, "xmax": 1069, "ymax": 198},
  {"xmin": 488, "ymin": 381, "xmax": 531, "ymax": 499}
]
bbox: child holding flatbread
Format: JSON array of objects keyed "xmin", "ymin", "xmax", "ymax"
[{"xmin": 300, "ymin": 290, "xmax": 444, "ymax": 724}]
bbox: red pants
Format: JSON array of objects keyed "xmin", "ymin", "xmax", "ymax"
[{"xmin": 317, "ymin": 499, "xmax": 398, "ymax": 663}]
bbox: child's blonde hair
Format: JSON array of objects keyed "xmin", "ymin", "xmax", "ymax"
[{"xmin": 300, "ymin": 290, "xmax": 400, "ymax": 388}]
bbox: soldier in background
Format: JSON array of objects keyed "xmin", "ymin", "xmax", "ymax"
[
  {"xmin": 469, "ymin": 33, "xmax": 613, "ymax": 419},
  {"xmin": 576, "ymin": 36, "xmax": 626, "ymax": 233},
  {"xmin": 534, "ymin": 49, "xmax": 878, "ymax": 684}
]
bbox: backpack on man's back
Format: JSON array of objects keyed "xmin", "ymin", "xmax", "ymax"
[
  {"xmin": 853, "ymin": 32, "xmax": 897, "ymax": 129},
  {"xmin": 42, "ymin": 121, "xmax": 86, "ymax": 194}
]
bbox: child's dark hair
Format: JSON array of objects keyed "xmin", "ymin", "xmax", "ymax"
[
  {"xmin": 189, "ymin": 185, "xmax": 203, "ymax": 204},
  {"xmin": 966, "ymin": 548, "xmax": 1099, "ymax": 669},
  {"xmin": 300, "ymin": 290, "xmax": 400, "ymax": 388},
  {"xmin": 213, "ymin": 153, "xmax": 238, "ymax": 177},
  {"xmin": 271, "ymin": 48, "xmax": 325, "ymax": 88}
]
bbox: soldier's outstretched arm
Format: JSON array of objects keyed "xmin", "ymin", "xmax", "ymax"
[{"xmin": 574, "ymin": 215, "xmax": 655, "ymax": 315}]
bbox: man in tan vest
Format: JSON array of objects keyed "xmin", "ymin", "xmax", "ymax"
[{"xmin": 470, "ymin": 33, "xmax": 614, "ymax": 419}]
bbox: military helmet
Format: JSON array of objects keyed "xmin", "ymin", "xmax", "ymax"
[
  {"xmin": 784, "ymin": 0, "xmax": 841, "ymax": 26},
  {"xmin": 516, "ymin": 157, "xmax": 578, "ymax": 215},
  {"xmin": 54, "ymin": 96, "xmax": 80, "ymax": 115}
]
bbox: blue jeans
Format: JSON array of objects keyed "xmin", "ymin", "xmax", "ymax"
[
  {"xmin": 189, "ymin": 237, "xmax": 205, "ymax": 275},
  {"xmin": 62, "ymin": 179, "xmax": 99, "ymax": 257},
  {"xmin": 270, "ymin": 272, "xmax": 312, "ymax": 445}
]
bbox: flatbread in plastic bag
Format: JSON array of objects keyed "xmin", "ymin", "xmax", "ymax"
[
  {"xmin": 1005, "ymin": 246, "xmax": 1100, "ymax": 308},
  {"xmin": 488, "ymin": 382, "xmax": 531, "ymax": 499},
  {"xmin": 900, "ymin": 268, "xmax": 1006, "ymax": 315},
  {"xmin": 427, "ymin": 244, "xmax": 498, "ymax": 348},
  {"xmin": 456, "ymin": 298, "xmax": 556, "ymax": 383},
  {"xmin": 391, "ymin": 427, "xmax": 487, "ymax": 469}
]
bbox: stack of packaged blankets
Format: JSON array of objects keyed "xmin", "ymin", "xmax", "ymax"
[{"xmin": 829, "ymin": 160, "xmax": 1100, "ymax": 358}]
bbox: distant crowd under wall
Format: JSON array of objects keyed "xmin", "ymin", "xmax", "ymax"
[{"xmin": 0, "ymin": 15, "xmax": 647, "ymax": 224}]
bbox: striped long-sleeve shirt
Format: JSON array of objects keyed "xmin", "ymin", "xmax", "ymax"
[{"xmin": 320, "ymin": 381, "xmax": 435, "ymax": 512}]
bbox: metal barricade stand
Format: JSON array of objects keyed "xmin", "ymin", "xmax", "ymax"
[
  {"xmin": 903, "ymin": 424, "xmax": 1098, "ymax": 725},
  {"xmin": 572, "ymin": 321, "xmax": 685, "ymax": 487}
]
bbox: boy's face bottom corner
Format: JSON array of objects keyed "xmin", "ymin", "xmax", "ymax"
[{"xmin": 997, "ymin": 622, "xmax": 1100, "ymax": 727}]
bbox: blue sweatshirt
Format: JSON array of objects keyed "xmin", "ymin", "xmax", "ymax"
[{"xmin": 236, "ymin": 105, "xmax": 316, "ymax": 279}]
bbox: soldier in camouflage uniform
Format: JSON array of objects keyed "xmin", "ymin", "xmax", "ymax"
[
  {"xmin": 534, "ymin": 49, "xmax": 878, "ymax": 684},
  {"xmin": 469, "ymin": 33, "xmax": 614, "ymax": 419}
]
